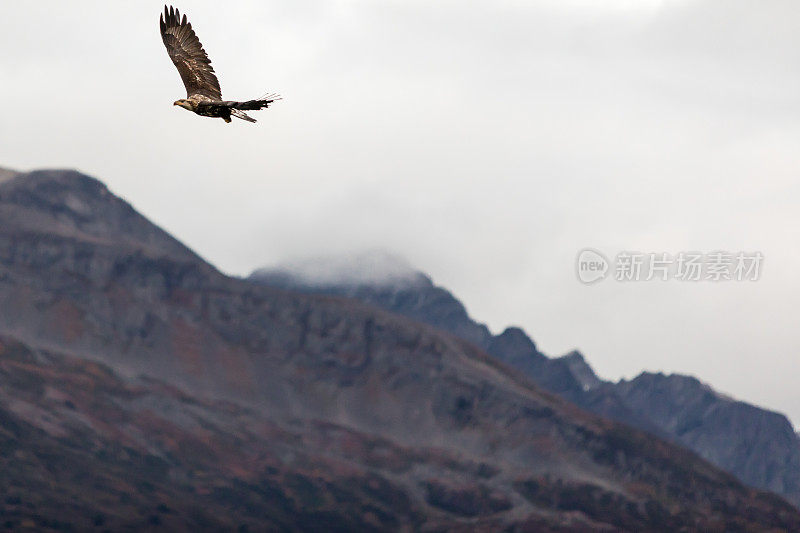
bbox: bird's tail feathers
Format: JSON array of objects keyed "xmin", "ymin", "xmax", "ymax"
[
  {"xmin": 232, "ymin": 92, "xmax": 281, "ymax": 111},
  {"xmin": 231, "ymin": 109, "xmax": 257, "ymax": 123}
]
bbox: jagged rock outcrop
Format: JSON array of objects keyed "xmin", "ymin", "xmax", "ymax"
[{"xmin": 559, "ymin": 351, "xmax": 603, "ymax": 391}]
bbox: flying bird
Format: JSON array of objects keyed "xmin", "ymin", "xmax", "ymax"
[{"xmin": 159, "ymin": 5, "xmax": 278, "ymax": 123}]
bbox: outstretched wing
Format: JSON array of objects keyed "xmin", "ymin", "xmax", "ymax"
[{"xmin": 159, "ymin": 5, "xmax": 221, "ymax": 100}]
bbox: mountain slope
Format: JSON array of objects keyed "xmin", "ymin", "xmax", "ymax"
[
  {"xmin": 616, "ymin": 372, "xmax": 800, "ymax": 505},
  {"xmin": 0, "ymin": 168, "xmax": 798, "ymax": 530},
  {"xmin": 251, "ymin": 253, "xmax": 800, "ymax": 508},
  {"xmin": 251, "ymin": 261, "xmax": 661, "ymax": 434}
]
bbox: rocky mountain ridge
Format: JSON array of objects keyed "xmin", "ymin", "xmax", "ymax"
[{"xmin": 252, "ymin": 252, "xmax": 800, "ymax": 507}]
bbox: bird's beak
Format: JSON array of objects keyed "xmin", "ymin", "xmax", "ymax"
[{"xmin": 173, "ymin": 101, "xmax": 180, "ymax": 106}]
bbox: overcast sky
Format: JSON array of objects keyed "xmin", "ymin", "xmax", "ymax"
[{"xmin": 2, "ymin": 0, "xmax": 799, "ymax": 426}]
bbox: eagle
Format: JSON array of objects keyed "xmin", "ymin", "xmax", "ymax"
[{"xmin": 159, "ymin": 5, "xmax": 278, "ymax": 123}]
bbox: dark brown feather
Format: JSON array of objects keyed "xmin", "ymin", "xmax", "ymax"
[{"xmin": 160, "ymin": 5, "xmax": 222, "ymax": 100}]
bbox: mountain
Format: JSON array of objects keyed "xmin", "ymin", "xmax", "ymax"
[
  {"xmin": 251, "ymin": 251, "xmax": 492, "ymax": 348},
  {"xmin": 251, "ymin": 259, "xmax": 661, "ymax": 434},
  {"xmin": 251, "ymin": 252, "xmax": 800, "ymax": 508},
  {"xmin": 616, "ymin": 373, "xmax": 800, "ymax": 505},
  {"xmin": 0, "ymin": 168, "xmax": 798, "ymax": 531}
]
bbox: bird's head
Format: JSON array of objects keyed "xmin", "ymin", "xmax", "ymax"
[{"xmin": 173, "ymin": 99, "xmax": 193, "ymax": 110}]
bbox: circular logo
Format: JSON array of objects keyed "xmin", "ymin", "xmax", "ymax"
[{"xmin": 576, "ymin": 249, "xmax": 609, "ymax": 284}]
